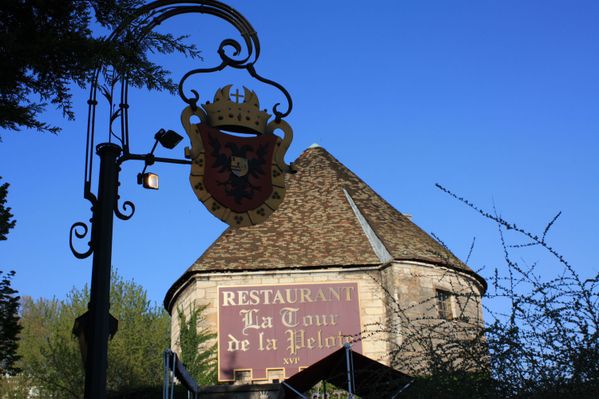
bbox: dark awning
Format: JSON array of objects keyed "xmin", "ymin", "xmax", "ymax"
[{"xmin": 282, "ymin": 345, "xmax": 413, "ymax": 398}]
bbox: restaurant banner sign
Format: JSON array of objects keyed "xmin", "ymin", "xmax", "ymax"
[{"xmin": 217, "ymin": 282, "xmax": 362, "ymax": 381}]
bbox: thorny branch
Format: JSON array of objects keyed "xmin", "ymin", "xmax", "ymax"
[{"xmin": 362, "ymin": 185, "xmax": 598, "ymax": 397}]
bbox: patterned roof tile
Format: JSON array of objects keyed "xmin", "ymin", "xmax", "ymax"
[{"xmin": 164, "ymin": 146, "xmax": 484, "ymax": 311}]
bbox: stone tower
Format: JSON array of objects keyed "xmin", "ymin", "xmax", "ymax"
[{"xmin": 164, "ymin": 145, "xmax": 486, "ymax": 384}]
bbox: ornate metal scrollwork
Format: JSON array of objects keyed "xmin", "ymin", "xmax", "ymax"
[
  {"xmin": 77, "ymin": 0, "xmax": 293, "ymax": 255},
  {"xmin": 83, "ymin": 1, "xmax": 272, "ymax": 197},
  {"xmin": 178, "ymin": 65, "xmax": 225, "ymax": 110},
  {"xmin": 115, "ymin": 198, "xmax": 136, "ymax": 221},
  {"xmin": 169, "ymin": 2, "xmax": 292, "ymax": 122},
  {"xmin": 177, "ymin": 15, "xmax": 258, "ymax": 109},
  {"xmin": 247, "ymin": 64, "xmax": 293, "ymax": 121},
  {"xmin": 114, "ymin": 163, "xmax": 136, "ymax": 220},
  {"xmin": 70, "ymin": 221, "xmax": 94, "ymax": 259}
]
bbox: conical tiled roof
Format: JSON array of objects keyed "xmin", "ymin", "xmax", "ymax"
[{"xmin": 164, "ymin": 146, "xmax": 485, "ymax": 311}]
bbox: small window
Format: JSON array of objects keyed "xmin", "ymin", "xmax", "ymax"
[{"xmin": 436, "ymin": 289, "xmax": 453, "ymax": 320}]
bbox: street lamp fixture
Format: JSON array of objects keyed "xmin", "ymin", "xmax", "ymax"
[
  {"xmin": 155, "ymin": 129, "xmax": 183, "ymax": 149},
  {"xmin": 136, "ymin": 128, "xmax": 183, "ymax": 190},
  {"xmin": 137, "ymin": 172, "xmax": 159, "ymax": 190}
]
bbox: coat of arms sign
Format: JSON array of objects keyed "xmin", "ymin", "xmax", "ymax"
[{"xmin": 181, "ymin": 85, "xmax": 293, "ymax": 227}]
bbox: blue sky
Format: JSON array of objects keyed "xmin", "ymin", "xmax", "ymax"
[{"xmin": 1, "ymin": 0, "xmax": 598, "ymax": 309}]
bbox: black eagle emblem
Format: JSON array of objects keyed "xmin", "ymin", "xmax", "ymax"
[{"xmin": 207, "ymin": 133, "xmax": 268, "ymax": 204}]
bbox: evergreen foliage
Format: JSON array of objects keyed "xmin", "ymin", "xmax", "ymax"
[
  {"xmin": 0, "ymin": 0, "xmax": 199, "ymax": 135},
  {"xmin": 0, "ymin": 177, "xmax": 16, "ymax": 240},
  {"xmin": 0, "ymin": 270, "xmax": 22, "ymax": 376},
  {"xmin": 177, "ymin": 304, "xmax": 217, "ymax": 386},
  {"xmin": 0, "ymin": 177, "xmax": 21, "ymax": 377}
]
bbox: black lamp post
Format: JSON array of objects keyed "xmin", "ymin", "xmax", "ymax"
[
  {"xmin": 72, "ymin": 140, "xmax": 186, "ymax": 398},
  {"xmin": 68, "ymin": 2, "xmax": 292, "ymax": 399}
]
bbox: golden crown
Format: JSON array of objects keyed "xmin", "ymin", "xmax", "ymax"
[{"xmin": 202, "ymin": 85, "xmax": 271, "ymax": 135}]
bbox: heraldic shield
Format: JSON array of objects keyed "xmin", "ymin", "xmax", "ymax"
[{"xmin": 181, "ymin": 86, "xmax": 292, "ymax": 227}]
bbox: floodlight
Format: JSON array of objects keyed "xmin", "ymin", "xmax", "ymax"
[
  {"xmin": 155, "ymin": 129, "xmax": 183, "ymax": 149},
  {"xmin": 137, "ymin": 172, "xmax": 159, "ymax": 190},
  {"xmin": 135, "ymin": 129, "xmax": 182, "ymax": 190}
]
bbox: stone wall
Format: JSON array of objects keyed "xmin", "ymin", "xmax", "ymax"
[
  {"xmin": 169, "ymin": 260, "xmax": 484, "ymax": 383},
  {"xmin": 381, "ymin": 261, "xmax": 485, "ymax": 374}
]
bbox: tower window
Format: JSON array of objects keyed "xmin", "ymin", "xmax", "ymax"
[{"xmin": 436, "ymin": 289, "xmax": 453, "ymax": 320}]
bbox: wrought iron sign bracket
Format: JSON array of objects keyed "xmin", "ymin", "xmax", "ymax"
[{"xmin": 70, "ymin": 0, "xmax": 293, "ymax": 258}]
